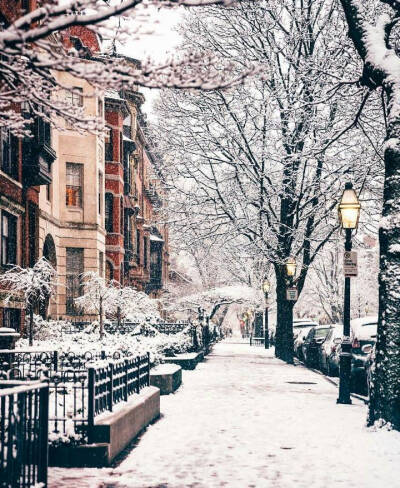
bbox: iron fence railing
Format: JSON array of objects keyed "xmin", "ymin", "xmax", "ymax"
[
  {"xmin": 0, "ymin": 349, "xmax": 125, "ymax": 380},
  {"xmin": 0, "ymin": 380, "xmax": 49, "ymax": 488},
  {"xmin": 104, "ymin": 321, "xmax": 141, "ymax": 335},
  {"xmin": 45, "ymin": 353, "xmax": 150, "ymax": 442},
  {"xmin": 250, "ymin": 335, "xmax": 265, "ymax": 347},
  {"xmin": 153, "ymin": 322, "xmax": 190, "ymax": 335}
]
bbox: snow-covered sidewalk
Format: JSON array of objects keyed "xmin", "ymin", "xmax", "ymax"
[{"xmin": 49, "ymin": 341, "xmax": 400, "ymax": 488}]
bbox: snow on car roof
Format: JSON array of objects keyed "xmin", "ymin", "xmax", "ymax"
[{"xmin": 350, "ymin": 316, "xmax": 378, "ymax": 328}]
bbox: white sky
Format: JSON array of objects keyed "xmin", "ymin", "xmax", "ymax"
[{"xmin": 119, "ymin": 8, "xmax": 184, "ymax": 116}]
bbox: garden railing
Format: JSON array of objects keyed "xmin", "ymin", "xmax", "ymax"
[{"xmin": 0, "ymin": 380, "xmax": 49, "ymax": 488}]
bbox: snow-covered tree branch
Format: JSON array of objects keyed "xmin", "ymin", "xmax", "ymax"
[
  {"xmin": 0, "ymin": 0, "xmax": 256, "ymax": 135},
  {"xmin": 154, "ymin": 0, "xmax": 384, "ymax": 363}
]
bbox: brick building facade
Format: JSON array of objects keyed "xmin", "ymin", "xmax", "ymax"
[{"xmin": 0, "ymin": 8, "xmax": 169, "ymax": 328}]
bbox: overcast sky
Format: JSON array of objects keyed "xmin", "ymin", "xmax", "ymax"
[{"xmin": 120, "ymin": 8, "xmax": 184, "ymax": 116}]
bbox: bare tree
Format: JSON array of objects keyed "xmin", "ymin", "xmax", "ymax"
[{"xmin": 154, "ymin": 0, "xmax": 383, "ymax": 363}]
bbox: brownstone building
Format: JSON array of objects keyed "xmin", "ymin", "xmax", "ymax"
[
  {"xmin": 0, "ymin": 8, "xmax": 169, "ymax": 329},
  {"xmin": 0, "ymin": 0, "xmax": 57, "ymax": 329},
  {"xmin": 104, "ymin": 74, "xmax": 169, "ymax": 296}
]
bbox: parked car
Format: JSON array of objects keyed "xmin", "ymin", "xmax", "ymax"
[
  {"xmin": 361, "ymin": 342, "xmax": 376, "ymax": 397},
  {"xmin": 318, "ymin": 324, "xmax": 342, "ymax": 376},
  {"xmin": 335, "ymin": 316, "xmax": 378, "ymax": 393},
  {"xmin": 293, "ymin": 320, "xmax": 319, "ymax": 360},
  {"xmin": 301, "ymin": 325, "xmax": 333, "ymax": 367}
]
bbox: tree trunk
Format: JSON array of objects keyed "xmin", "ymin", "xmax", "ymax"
[
  {"xmin": 29, "ymin": 307, "xmax": 34, "ymax": 347},
  {"xmin": 274, "ymin": 270, "xmax": 294, "ymax": 364},
  {"xmin": 368, "ymin": 140, "xmax": 400, "ymax": 429},
  {"xmin": 99, "ymin": 297, "xmax": 104, "ymax": 340},
  {"xmin": 117, "ymin": 306, "xmax": 121, "ymax": 328}
]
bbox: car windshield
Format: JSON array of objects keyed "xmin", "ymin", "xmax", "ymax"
[{"xmin": 315, "ymin": 328, "xmax": 331, "ymax": 338}]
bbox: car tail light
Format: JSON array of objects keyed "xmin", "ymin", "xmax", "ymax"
[{"xmin": 352, "ymin": 337, "xmax": 360, "ymax": 349}]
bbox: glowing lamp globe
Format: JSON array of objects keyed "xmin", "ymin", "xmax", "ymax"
[
  {"xmin": 285, "ymin": 256, "xmax": 296, "ymax": 277},
  {"xmin": 338, "ymin": 182, "xmax": 361, "ymax": 230}
]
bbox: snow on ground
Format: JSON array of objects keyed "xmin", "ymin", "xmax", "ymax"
[{"xmin": 49, "ymin": 340, "xmax": 400, "ymax": 488}]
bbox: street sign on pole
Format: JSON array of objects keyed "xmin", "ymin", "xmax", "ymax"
[
  {"xmin": 343, "ymin": 251, "xmax": 358, "ymax": 277},
  {"xmin": 286, "ymin": 287, "xmax": 298, "ymax": 301}
]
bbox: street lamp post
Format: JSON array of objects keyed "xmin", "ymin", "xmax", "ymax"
[
  {"xmin": 262, "ymin": 279, "xmax": 271, "ymax": 349},
  {"xmin": 337, "ymin": 182, "xmax": 361, "ymax": 405}
]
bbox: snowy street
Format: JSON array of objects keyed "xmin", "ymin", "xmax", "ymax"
[{"xmin": 49, "ymin": 340, "xmax": 400, "ymax": 488}]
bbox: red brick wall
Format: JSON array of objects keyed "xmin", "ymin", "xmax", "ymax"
[{"xmin": 62, "ymin": 26, "xmax": 100, "ymax": 54}]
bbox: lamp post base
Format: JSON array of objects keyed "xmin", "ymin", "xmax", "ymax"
[{"xmin": 337, "ymin": 345, "xmax": 352, "ymax": 405}]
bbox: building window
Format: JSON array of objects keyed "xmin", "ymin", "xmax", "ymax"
[
  {"xmin": 120, "ymin": 198, "xmax": 123, "ymax": 235},
  {"xmin": 105, "ymin": 193, "xmax": 113, "ymax": 232},
  {"xmin": 99, "ymin": 251, "xmax": 104, "ymax": 278},
  {"xmin": 0, "ymin": 128, "xmax": 18, "ymax": 180},
  {"xmin": 1, "ymin": 212, "xmax": 17, "ymax": 266},
  {"xmin": 66, "ymin": 87, "xmax": 83, "ymax": 107},
  {"xmin": 105, "ymin": 261, "xmax": 113, "ymax": 281},
  {"xmin": 66, "ymin": 248, "xmax": 84, "ymax": 314},
  {"xmin": 66, "ymin": 163, "xmax": 82, "ymax": 207},
  {"xmin": 3, "ymin": 308, "xmax": 21, "ymax": 331},
  {"xmin": 98, "ymin": 99, "xmax": 103, "ymax": 118},
  {"xmin": 98, "ymin": 171, "xmax": 103, "ymax": 214},
  {"xmin": 105, "ymin": 127, "xmax": 113, "ymax": 161},
  {"xmin": 143, "ymin": 236, "xmax": 148, "ymax": 269},
  {"xmin": 46, "ymin": 165, "xmax": 52, "ymax": 201},
  {"xmin": 28, "ymin": 203, "xmax": 38, "ymax": 267},
  {"xmin": 136, "ymin": 229, "xmax": 141, "ymax": 264}
]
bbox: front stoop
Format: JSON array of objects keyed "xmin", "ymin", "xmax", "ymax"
[
  {"xmin": 150, "ymin": 364, "xmax": 182, "ymax": 395},
  {"xmin": 49, "ymin": 386, "xmax": 160, "ymax": 467},
  {"xmin": 162, "ymin": 351, "xmax": 204, "ymax": 370}
]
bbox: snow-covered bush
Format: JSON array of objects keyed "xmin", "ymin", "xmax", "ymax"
[{"xmin": 16, "ymin": 318, "xmax": 194, "ymax": 365}]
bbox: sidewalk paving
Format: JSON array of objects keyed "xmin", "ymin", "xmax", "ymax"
[{"xmin": 49, "ymin": 340, "xmax": 400, "ymax": 488}]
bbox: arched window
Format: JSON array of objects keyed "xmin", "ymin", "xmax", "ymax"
[{"xmin": 105, "ymin": 193, "xmax": 113, "ymax": 232}]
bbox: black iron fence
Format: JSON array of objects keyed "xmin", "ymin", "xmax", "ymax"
[
  {"xmin": 0, "ymin": 349, "xmax": 125, "ymax": 380},
  {"xmin": 250, "ymin": 335, "xmax": 265, "ymax": 347},
  {"xmin": 0, "ymin": 380, "xmax": 49, "ymax": 488},
  {"xmin": 0, "ymin": 349, "xmax": 151, "ymax": 442},
  {"xmin": 153, "ymin": 322, "xmax": 190, "ymax": 335},
  {"xmin": 104, "ymin": 321, "xmax": 141, "ymax": 335},
  {"xmin": 46, "ymin": 353, "xmax": 150, "ymax": 442}
]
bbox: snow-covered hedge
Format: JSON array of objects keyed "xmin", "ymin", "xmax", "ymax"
[{"xmin": 16, "ymin": 316, "xmax": 194, "ymax": 365}]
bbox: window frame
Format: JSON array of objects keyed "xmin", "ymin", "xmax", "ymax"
[
  {"xmin": 66, "ymin": 162, "xmax": 83, "ymax": 208},
  {"xmin": 0, "ymin": 128, "xmax": 18, "ymax": 180},
  {"xmin": 65, "ymin": 247, "xmax": 84, "ymax": 315},
  {"xmin": 1, "ymin": 211, "xmax": 17, "ymax": 266},
  {"xmin": 66, "ymin": 87, "xmax": 83, "ymax": 107}
]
